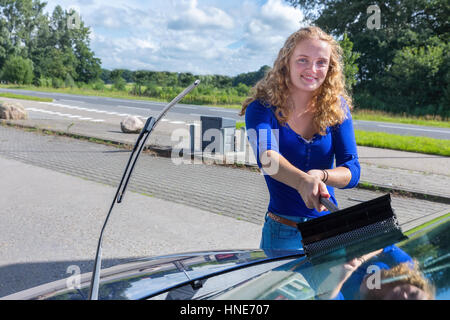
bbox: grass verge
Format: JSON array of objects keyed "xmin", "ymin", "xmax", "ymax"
[
  {"xmin": 357, "ymin": 181, "xmax": 449, "ymax": 204},
  {"xmin": 352, "ymin": 109, "xmax": 449, "ymax": 129},
  {"xmin": 0, "ymin": 92, "xmax": 53, "ymax": 102},
  {"xmin": 354, "ymin": 130, "xmax": 449, "ymax": 157}
]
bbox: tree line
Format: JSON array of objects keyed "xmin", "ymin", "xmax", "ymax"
[{"xmin": 0, "ymin": 0, "xmax": 101, "ymax": 87}]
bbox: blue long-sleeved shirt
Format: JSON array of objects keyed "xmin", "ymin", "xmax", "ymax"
[{"xmin": 245, "ymin": 98, "xmax": 360, "ymax": 218}]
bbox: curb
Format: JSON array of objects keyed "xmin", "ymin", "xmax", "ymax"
[{"xmin": 2, "ymin": 119, "xmax": 449, "ymax": 205}]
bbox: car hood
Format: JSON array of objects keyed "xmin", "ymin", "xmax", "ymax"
[{"xmin": 2, "ymin": 249, "xmax": 304, "ymax": 300}]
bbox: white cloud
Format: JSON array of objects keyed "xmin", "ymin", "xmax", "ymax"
[
  {"xmin": 43, "ymin": 0, "xmax": 305, "ymax": 76},
  {"xmin": 242, "ymin": 0, "xmax": 304, "ymax": 52},
  {"xmin": 168, "ymin": 0, "xmax": 234, "ymax": 30}
]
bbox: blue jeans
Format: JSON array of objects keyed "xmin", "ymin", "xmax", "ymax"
[{"xmin": 260, "ymin": 212, "xmax": 311, "ymax": 250}]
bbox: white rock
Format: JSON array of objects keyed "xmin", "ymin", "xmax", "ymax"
[
  {"xmin": 120, "ymin": 115, "xmax": 144, "ymax": 133},
  {"xmin": 0, "ymin": 101, "xmax": 28, "ymax": 120}
]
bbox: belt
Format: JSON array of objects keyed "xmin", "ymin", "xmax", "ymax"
[{"xmin": 267, "ymin": 212, "xmax": 300, "ymax": 229}]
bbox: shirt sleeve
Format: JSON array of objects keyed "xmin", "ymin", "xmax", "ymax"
[
  {"xmin": 245, "ymin": 100, "xmax": 279, "ymax": 167},
  {"xmin": 332, "ymin": 99, "xmax": 361, "ymax": 189}
]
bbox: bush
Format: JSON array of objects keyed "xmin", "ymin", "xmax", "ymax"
[
  {"xmin": 52, "ymin": 78, "xmax": 64, "ymax": 88},
  {"xmin": 91, "ymin": 79, "xmax": 105, "ymax": 91},
  {"xmin": 1, "ymin": 56, "xmax": 34, "ymax": 84},
  {"xmin": 38, "ymin": 77, "xmax": 52, "ymax": 87},
  {"xmin": 113, "ymin": 77, "xmax": 126, "ymax": 91},
  {"xmin": 382, "ymin": 39, "xmax": 448, "ymax": 118},
  {"xmin": 65, "ymin": 74, "xmax": 76, "ymax": 88}
]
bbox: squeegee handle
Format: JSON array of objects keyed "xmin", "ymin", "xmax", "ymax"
[{"xmin": 320, "ymin": 196, "xmax": 339, "ymax": 213}]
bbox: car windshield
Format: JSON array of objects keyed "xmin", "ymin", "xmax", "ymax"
[{"xmin": 210, "ymin": 216, "xmax": 450, "ymax": 300}]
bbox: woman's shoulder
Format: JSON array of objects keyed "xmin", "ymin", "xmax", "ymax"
[
  {"xmin": 245, "ymin": 99, "xmax": 276, "ymax": 117},
  {"xmin": 245, "ymin": 99, "xmax": 278, "ymax": 128},
  {"xmin": 247, "ymin": 99, "xmax": 274, "ymax": 110},
  {"xmin": 339, "ymin": 95, "xmax": 351, "ymax": 113}
]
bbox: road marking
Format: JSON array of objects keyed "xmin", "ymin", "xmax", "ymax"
[
  {"xmin": 26, "ymin": 107, "xmax": 104, "ymax": 122},
  {"xmin": 169, "ymin": 121, "xmax": 186, "ymax": 124},
  {"xmin": 377, "ymin": 124, "xmax": 450, "ymax": 135},
  {"xmin": 176, "ymin": 106, "xmax": 198, "ymax": 110},
  {"xmin": 41, "ymin": 103, "xmax": 136, "ymax": 117}
]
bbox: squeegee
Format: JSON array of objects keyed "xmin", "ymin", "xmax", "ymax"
[{"xmin": 296, "ymin": 194, "xmax": 407, "ymax": 263}]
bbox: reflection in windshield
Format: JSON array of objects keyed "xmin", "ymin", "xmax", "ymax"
[{"xmin": 219, "ymin": 218, "xmax": 450, "ymax": 300}]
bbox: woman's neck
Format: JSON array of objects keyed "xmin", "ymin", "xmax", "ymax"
[{"xmin": 290, "ymin": 90, "xmax": 314, "ymax": 114}]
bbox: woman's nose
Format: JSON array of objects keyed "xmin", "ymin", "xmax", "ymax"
[{"xmin": 306, "ymin": 62, "xmax": 317, "ymax": 73}]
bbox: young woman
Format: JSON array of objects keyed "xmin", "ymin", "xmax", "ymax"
[{"xmin": 240, "ymin": 26, "xmax": 361, "ymax": 250}]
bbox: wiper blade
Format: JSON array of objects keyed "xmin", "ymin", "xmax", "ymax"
[{"xmin": 88, "ymin": 80, "xmax": 200, "ymax": 300}]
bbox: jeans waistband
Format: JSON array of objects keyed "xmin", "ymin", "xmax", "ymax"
[{"xmin": 266, "ymin": 212, "xmax": 311, "ymax": 223}]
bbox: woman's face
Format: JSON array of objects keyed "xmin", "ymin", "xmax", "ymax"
[{"xmin": 288, "ymin": 38, "xmax": 331, "ymax": 94}]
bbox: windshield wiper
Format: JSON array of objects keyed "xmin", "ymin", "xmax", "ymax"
[{"xmin": 88, "ymin": 80, "xmax": 200, "ymax": 300}]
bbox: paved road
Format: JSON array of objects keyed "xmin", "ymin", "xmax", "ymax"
[
  {"xmin": 0, "ymin": 124, "xmax": 447, "ymax": 227},
  {"xmin": 2, "ymin": 88, "xmax": 449, "ymax": 140}
]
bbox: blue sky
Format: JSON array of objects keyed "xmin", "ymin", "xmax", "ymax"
[{"xmin": 45, "ymin": 0, "xmax": 305, "ymax": 76}]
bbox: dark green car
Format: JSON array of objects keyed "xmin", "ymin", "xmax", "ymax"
[{"xmin": 5, "ymin": 213, "xmax": 449, "ymax": 300}]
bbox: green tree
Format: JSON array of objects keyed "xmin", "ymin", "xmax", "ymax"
[
  {"xmin": 232, "ymin": 65, "xmax": 271, "ymax": 87},
  {"xmin": 1, "ymin": 55, "xmax": 33, "ymax": 84},
  {"xmin": 0, "ymin": 2, "xmax": 101, "ymax": 84},
  {"xmin": 111, "ymin": 69, "xmax": 126, "ymax": 91},
  {"xmin": 386, "ymin": 39, "xmax": 448, "ymax": 117},
  {"xmin": 339, "ymin": 33, "xmax": 360, "ymax": 92},
  {"xmin": 178, "ymin": 72, "xmax": 195, "ymax": 87},
  {"xmin": 286, "ymin": 0, "xmax": 449, "ymax": 118}
]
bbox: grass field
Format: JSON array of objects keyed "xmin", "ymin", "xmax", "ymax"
[
  {"xmin": 354, "ymin": 130, "xmax": 449, "ymax": 157},
  {"xmin": 0, "ymin": 92, "xmax": 53, "ymax": 102}
]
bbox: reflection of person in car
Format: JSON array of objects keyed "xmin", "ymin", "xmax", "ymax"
[
  {"xmin": 360, "ymin": 261, "xmax": 435, "ymax": 300},
  {"xmin": 240, "ymin": 26, "xmax": 360, "ymax": 250},
  {"xmin": 319, "ymin": 246, "xmax": 435, "ymax": 300}
]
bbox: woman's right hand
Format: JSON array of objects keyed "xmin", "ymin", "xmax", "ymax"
[{"xmin": 296, "ymin": 173, "xmax": 329, "ymax": 212}]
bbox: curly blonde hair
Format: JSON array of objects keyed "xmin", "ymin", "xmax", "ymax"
[
  {"xmin": 240, "ymin": 26, "xmax": 353, "ymax": 135},
  {"xmin": 363, "ymin": 260, "xmax": 435, "ymax": 300}
]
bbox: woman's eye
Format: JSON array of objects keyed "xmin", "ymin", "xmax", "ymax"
[{"xmin": 297, "ymin": 58, "xmax": 306, "ymax": 63}]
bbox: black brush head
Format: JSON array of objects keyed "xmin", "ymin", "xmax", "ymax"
[{"xmin": 296, "ymin": 194, "xmax": 407, "ymax": 261}]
